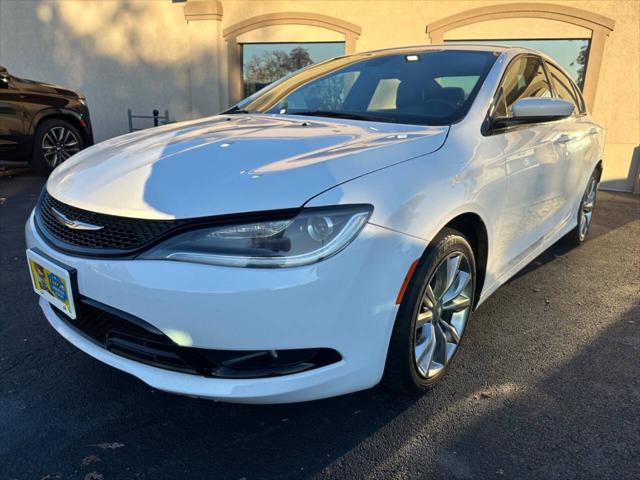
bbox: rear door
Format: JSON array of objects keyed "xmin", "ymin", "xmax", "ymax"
[
  {"xmin": 0, "ymin": 70, "xmax": 26, "ymax": 158},
  {"xmin": 491, "ymin": 55, "xmax": 566, "ymax": 275},
  {"xmin": 545, "ymin": 61, "xmax": 601, "ymax": 212}
]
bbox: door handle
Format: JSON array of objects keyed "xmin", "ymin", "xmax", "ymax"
[{"xmin": 555, "ymin": 134, "xmax": 571, "ymax": 144}]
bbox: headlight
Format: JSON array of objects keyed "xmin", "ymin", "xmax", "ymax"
[{"xmin": 140, "ymin": 205, "xmax": 372, "ymax": 268}]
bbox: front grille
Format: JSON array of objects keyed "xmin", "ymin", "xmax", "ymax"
[
  {"xmin": 37, "ymin": 191, "xmax": 186, "ymax": 255},
  {"xmin": 53, "ymin": 299, "xmax": 341, "ymax": 378}
]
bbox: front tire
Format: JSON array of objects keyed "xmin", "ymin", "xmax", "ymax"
[
  {"xmin": 30, "ymin": 119, "xmax": 84, "ymax": 175},
  {"xmin": 383, "ymin": 228, "xmax": 476, "ymax": 394}
]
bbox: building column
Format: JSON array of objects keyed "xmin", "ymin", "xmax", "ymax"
[{"xmin": 184, "ymin": 0, "xmax": 224, "ymax": 118}]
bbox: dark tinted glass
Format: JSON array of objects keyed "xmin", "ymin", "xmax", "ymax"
[
  {"xmin": 546, "ymin": 62, "xmax": 583, "ymax": 114},
  {"xmin": 236, "ymin": 50, "xmax": 498, "ymax": 126},
  {"xmin": 494, "ymin": 56, "xmax": 552, "ymax": 117},
  {"xmin": 446, "ymin": 39, "xmax": 590, "ymax": 89}
]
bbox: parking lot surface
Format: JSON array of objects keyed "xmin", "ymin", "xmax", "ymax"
[{"xmin": 1, "ymin": 173, "xmax": 638, "ymax": 480}]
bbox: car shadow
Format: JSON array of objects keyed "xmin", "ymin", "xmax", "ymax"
[{"xmin": 437, "ymin": 305, "xmax": 640, "ymax": 479}]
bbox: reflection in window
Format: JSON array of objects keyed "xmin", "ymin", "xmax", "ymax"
[
  {"xmin": 494, "ymin": 56, "xmax": 552, "ymax": 117},
  {"xmin": 242, "ymin": 42, "xmax": 345, "ymax": 98},
  {"xmin": 445, "ymin": 39, "xmax": 590, "ymax": 89}
]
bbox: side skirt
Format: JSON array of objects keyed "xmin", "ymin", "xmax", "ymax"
[{"xmin": 475, "ymin": 214, "xmax": 576, "ymax": 308}]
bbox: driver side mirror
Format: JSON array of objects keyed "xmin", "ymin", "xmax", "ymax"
[
  {"xmin": 0, "ymin": 66, "xmax": 9, "ymax": 89},
  {"xmin": 492, "ymin": 97, "xmax": 574, "ymax": 130}
]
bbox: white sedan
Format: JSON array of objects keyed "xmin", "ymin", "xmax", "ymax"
[{"xmin": 25, "ymin": 45, "xmax": 603, "ymax": 403}]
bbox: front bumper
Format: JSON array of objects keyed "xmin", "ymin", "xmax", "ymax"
[{"xmin": 26, "ymin": 213, "xmax": 426, "ymax": 403}]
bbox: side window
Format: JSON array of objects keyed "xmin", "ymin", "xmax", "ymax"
[
  {"xmin": 493, "ymin": 56, "xmax": 552, "ymax": 118},
  {"xmin": 546, "ymin": 62, "xmax": 582, "ymax": 114}
]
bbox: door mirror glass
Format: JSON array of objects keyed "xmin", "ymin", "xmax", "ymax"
[{"xmin": 493, "ymin": 97, "xmax": 573, "ymax": 129}]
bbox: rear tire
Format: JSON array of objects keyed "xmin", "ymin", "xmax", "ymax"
[
  {"xmin": 30, "ymin": 119, "xmax": 84, "ymax": 175},
  {"xmin": 562, "ymin": 168, "xmax": 600, "ymax": 247},
  {"xmin": 383, "ymin": 228, "xmax": 476, "ymax": 394}
]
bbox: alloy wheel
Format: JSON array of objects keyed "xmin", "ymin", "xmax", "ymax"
[
  {"xmin": 413, "ymin": 252, "xmax": 473, "ymax": 379},
  {"xmin": 42, "ymin": 126, "xmax": 80, "ymax": 168},
  {"xmin": 579, "ymin": 177, "xmax": 597, "ymax": 240}
]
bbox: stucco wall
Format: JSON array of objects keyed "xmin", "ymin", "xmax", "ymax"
[
  {"xmin": 0, "ymin": 1, "xmax": 194, "ymax": 142},
  {"xmin": 0, "ymin": 0, "xmax": 638, "ymax": 191}
]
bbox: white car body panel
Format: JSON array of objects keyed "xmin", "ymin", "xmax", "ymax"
[
  {"xmin": 27, "ymin": 214, "xmax": 427, "ymax": 403},
  {"xmin": 47, "ymin": 115, "xmax": 447, "ymax": 219},
  {"xmin": 26, "ymin": 45, "xmax": 604, "ymax": 402}
]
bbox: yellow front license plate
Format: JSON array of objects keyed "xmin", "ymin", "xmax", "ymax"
[{"xmin": 26, "ymin": 249, "xmax": 76, "ymax": 319}]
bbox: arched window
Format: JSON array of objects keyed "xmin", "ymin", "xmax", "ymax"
[
  {"xmin": 425, "ymin": 3, "xmax": 615, "ymax": 109},
  {"xmin": 223, "ymin": 13, "xmax": 361, "ymax": 104}
]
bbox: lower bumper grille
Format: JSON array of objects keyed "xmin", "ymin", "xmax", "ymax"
[{"xmin": 52, "ymin": 299, "xmax": 341, "ymax": 378}]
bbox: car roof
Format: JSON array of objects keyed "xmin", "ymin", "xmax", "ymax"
[{"xmin": 346, "ymin": 43, "xmax": 549, "ymax": 59}]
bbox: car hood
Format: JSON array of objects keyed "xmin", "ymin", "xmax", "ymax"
[
  {"xmin": 14, "ymin": 76, "xmax": 79, "ymax": 98},
  {"xmin": 47, "ymin": 114, "xmax": 448, "ymax": 219}
]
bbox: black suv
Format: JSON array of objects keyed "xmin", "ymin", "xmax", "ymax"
[{"xmin": 0, "ymin": 65, "xmax": 93, "ymax": 173}]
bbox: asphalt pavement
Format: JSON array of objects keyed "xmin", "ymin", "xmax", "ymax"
[{"xmin": 1, "ymin": 173, "xmax": 638, "ymax": 480}]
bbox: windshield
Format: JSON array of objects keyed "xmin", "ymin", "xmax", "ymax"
[{"xmin": 233, "ymin": 49, "xmax": 498, "ymax": 126}]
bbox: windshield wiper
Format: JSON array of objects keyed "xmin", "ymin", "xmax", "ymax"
[
  {"xmin": 224, "ymin": 106, "xmax": 251, "ymax": 114},
  {"xmin": 287, "ymin": 110, "xmax": 389, "ymax": 122}
]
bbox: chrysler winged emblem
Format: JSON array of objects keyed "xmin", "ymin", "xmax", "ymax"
[{"xmin": 51, "ymin": 207, "xmax": 104, "ymax": 231}]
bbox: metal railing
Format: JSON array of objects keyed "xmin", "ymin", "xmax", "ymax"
[{"xmin": 127, "ymin": 109, "xmax": 171, "ymax": 132}]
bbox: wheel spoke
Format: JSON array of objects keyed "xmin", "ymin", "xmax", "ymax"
[
  {"xmin": 442, "ymin": 270, "xmax": 471, "ymax": 305},
  {"xmin": 416, "ymin": 308, "xmax": 434, "ymax": 328},
  {"xmin": 423, "ymin": 284, "xmax": 436, "ymax": 309},
  {"xmin": 444, "ymin": 254, "xmax": 461, "ymax": 297},
  {"xmin": 439, "ymin": 318, "xmax": 461, "ymax": 343},
  {"xmin": 415, "ymin": 323, "xmax": 436, "ymax": 377},
  {"xmin": 429, "ymin": 321, "xmax": 448, "ymax": 374},
  {"xmin": 428, "ymin": 360, "xmax": 445, "ymax": 377},
  {"xmin": 443, "ymin": 296, "xmax": 471, "ymax": 312},
  {"xmin": 43, "ymin": 133, "xmax": 54, "ymax": 148}
]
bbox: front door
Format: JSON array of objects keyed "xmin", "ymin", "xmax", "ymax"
[{"xmin": 492, "ymin": 55, "xmax": 567, "ymax": 276}]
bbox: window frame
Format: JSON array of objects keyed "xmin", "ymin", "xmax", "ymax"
[
  {"xmin": 484, "ymin": 53, "xmax": 575, "ymax": 136},
  {"xmin": 543, "ymin": 59, "xmax": 587, "ymax": 115}
]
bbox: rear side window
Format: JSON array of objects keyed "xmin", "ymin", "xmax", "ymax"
[
  {"xmin": 494, "ymin": 56, "xmax": 552, "ymax": 117},
  {"xmin": 546, "ymin": 62, "xmax": 585, "ymax": 114}
]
